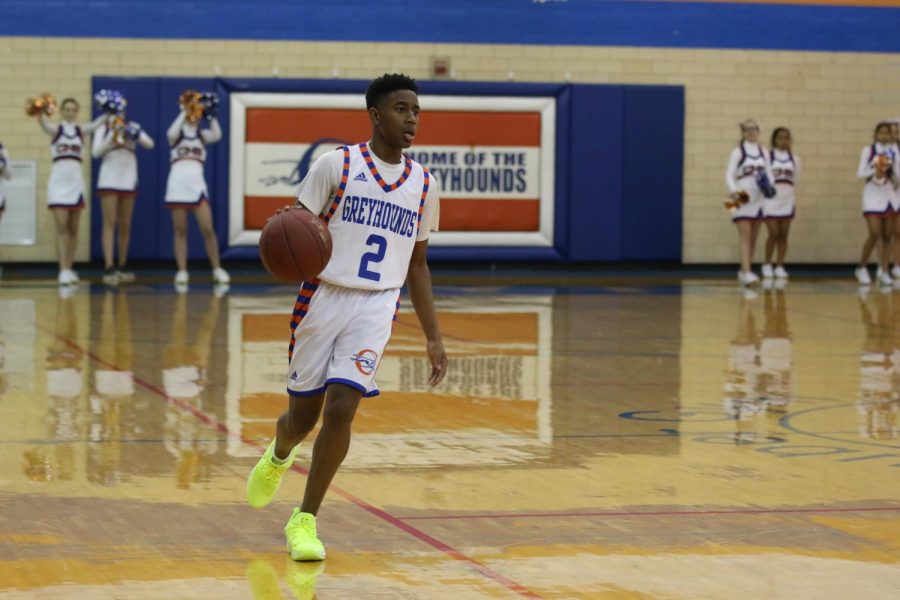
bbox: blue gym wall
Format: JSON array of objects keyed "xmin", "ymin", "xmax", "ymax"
[{"xmin": 91, "ymin": 77, "xmax": 684, "ymax": 263}]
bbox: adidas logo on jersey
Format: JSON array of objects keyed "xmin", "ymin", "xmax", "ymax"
[
  {"xmin": 353, "ymin": 171, "xmax": 368, "ymax": 182},
  {"xmin": 290, "ymin": 371, "xmax": 298, "ymax": 381}
]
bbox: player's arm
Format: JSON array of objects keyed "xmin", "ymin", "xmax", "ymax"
[
  {"xmin": 38, "ymin": 114, "xmax": 58, "ymax": 137},
  {"xmin": 725, "ymin": 148, "xmax": 740, "ymax": 192},
  {"xmin": 294, "ymin": 149, "xmax": 342, "ymax": 215},
  {"xmin": 82, "ymin": 113, "xmax": 107, "ymax": 134},
  {"xmin": 167, "ymin": 109, "xmax": 188, "ymax": 146},
  {"xmin": 201, "ymin": 117, "xmax": 222, "ymax": 145},
  {"xmin": 858, "ymin": 147, "xmax": 875, "ymax": 180},
  {"xmin": 136, "ymin": 127, "xmax": 155, "ymax": 150},
  {"xmin": 91, "ymin": 125, "xmax": 115, "ymax": 158},
  {"xmin": 406, "ymin": 240, "xmax": 447, "ymax": 387},
  {"xmin": 0, "ymin": 149, "xmax": 10, "ymax": 180}
]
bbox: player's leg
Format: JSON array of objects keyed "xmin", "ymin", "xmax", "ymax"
[
  {"xmin": 193, "ymin": 201, "xmax": 229, "ymax": 283},
  {"xmin": 300, "ymin": 384, "xmax": 362, "ymax": 516},
  {"xmin": 861, "ymin": 215, "xmax": 880, "ymax": 265},
  {"xmin": 116, "ymin": 194, "xmax": 136, "ymax": 278},
  {"xmin": 51, "ymin": 209, "xmax": 71, "ymax": 279},
  {"xmin": 171, "ymin": 207, "xmax": 189, "ymax": 279},
  {"xmin": 100, "ymin": 193, "xmax": 119, "ymax": 282},
  {"xmin": 776, "ymin": 220, "xmax": 791, "ymax": 268},
  {"xmin": 892, "ymin": 213, "xmax": 900, "ymax": 277},
  {"xmin": 763, "ymin": 218, "xmax": 777, "ymax": 275},
  {"xmin": 736, "ymin": 220, "xmax": 753, "ymax": 274},
  {"xmin": 274, "ymin": 395, "xmax": 325, "ymax": 460},
  {"xmin": 283, "ymin": 383, "xmax": 362, "ymax": 562},
  {"xmin": 66, "ymin": 210, "xmax": 81, "ymax": 269},
  {"xmin": 879, "ymin": 215, "xmax": 893, "ymax": 277}
]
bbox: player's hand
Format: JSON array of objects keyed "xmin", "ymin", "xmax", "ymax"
[{"xmin": 426, "ymin": 339, "xmax": 448, "ymax": 387}]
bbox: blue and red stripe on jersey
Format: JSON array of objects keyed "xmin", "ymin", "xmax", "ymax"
[{"xmin": 360, "ymin": 143, "xmax": 412, "ymax": 193}]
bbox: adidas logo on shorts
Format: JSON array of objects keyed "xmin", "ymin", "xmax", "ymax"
[{"xmin": 353, "ymin": 171, "xmax": 367, "ymax": 182}]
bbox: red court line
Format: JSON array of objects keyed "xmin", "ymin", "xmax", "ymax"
[
  {"xmin": 397, "ymin": 506, "xmax": 900, "ymax": 521},
  {"xmin": 51, "ymin": 332, "xmax": 542, "ymax": 600}
]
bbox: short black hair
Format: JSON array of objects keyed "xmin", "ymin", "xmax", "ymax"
[
  {"xmin": 366, "ymin": 73, "xmax": 418, "ymax": 109},
  {"xmin": 61, "ymin": 97, "xmax": 79, "ymax": 109}
]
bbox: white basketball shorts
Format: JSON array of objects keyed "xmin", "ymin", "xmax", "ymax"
[{"xmin": 287, "ymin": 280, "xmax": 400, "ymax": 398}]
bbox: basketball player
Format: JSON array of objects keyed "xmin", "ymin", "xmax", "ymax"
[
  {"xmin": 761, "ymin": 127, "xmax": 799, "ymax": 281},
  {"xmin": 726, "ymin": 119, "xmax": 775, "ymax": 286},
  {"xmin": 855, "ymin": 121, "xmax": 898, "ymax": 286},
  {"xmin": 35, "ymin": 98, "xmax": 105, "ymax": 285},
  {"xmin": 164, "ymin": 97, "xmax": 230, "ymax": 288},
  {"xmin": 92, "ymin": 97, "xmax": 155, "ymax": 284},
  {"xmin": 246, "ymin": 74, "xmax": 447, "ymax": 561}
]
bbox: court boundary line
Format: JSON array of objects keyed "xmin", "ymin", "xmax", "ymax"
[
  {"xmin": 51, "ymin": 332, "xmax": 543, "ymax": 600},
  {"xmin": 396, "ymin": 506, "xmax": 900, "ymax": 521}
]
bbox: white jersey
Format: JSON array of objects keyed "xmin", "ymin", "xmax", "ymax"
[
  {"xmin": 165, "ymin": 125, "xmax": 210, "ymax": 204},
  {"xmin": 296, "ymin": 143, "xmax": 440, "ymax": 290},
  {"xmin": 0, "ymin": 143, "xmax": 9, "ymax": 210},
  {"xmin": 857, "ymin": 143, "xmax": 899, "ymax": 215},
  {"xmin": 764, "ymin": 149, "xmax": 799, "ymax": 219},
  {"xmin": 47, "ymin": 123, "xmax": 86, "ymax": 207},
  {"xmin": 93, "ymin": 122, "xmax": 151, "ymax": 193},
  {"xmin": 725, "ymin": 142, "xmax": 774, "ymax": 220}
]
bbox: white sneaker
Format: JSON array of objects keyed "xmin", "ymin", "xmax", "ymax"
[
  {"xmin": 892, "ymin": 265, "xmax": 900, "ymax": 279},
  {"xmin": 212, "ymin": 267, "xmax": 230, "ymax": 284},
  {"xmin": 856, "ymin": 266, "xmax": 871, "ymax": 285},
  {"xmin": 58, "ymin": 270, "xmax": 72, "ymax": 286},
  {"xmin": 738, "ymin": 271, "xmax": 759, "ymax": 286},
  {"xmin": 761, "ymin": 264, "xmax": 774, "ymax": 278},
  {"xmin": 878, "ymin": 268, "xmax": 892, "ymax": 287},
  {"xmin": 116, "ymin": 269, "xmax": 136, "ymax": 283},
  {"xmin": 774, "ymin": 266, "xmax": 788, "ymax": 279},
  {"xmin": 174, "ymin": 270, "xmax": 189, "ymax": 285},
  {"xmin": 68, "ymin": 270, "xmax": 80, "ymax": 283}
]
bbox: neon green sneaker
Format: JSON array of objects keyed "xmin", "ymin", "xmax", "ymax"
[
  {"xmin": 246, "ymin": 439, "xmax": 296, "ymax": 508},
  {"xmin": 284, "ymin": 508, "xmax": 326, "ymax": 561}
]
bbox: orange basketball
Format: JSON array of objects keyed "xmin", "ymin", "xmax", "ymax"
[{"xmin": 259, "ymin": 207, "xmax": 332, "ymax": 282}]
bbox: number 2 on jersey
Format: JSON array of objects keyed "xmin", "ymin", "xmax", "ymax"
[{"xmin": 358, "ymin": 234, "xmax": 387, "ymax": 281}]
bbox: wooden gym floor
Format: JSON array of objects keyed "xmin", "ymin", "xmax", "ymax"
[{"xmin": 0, "ymin": 273, "xmax": 898, "ymax": 599}]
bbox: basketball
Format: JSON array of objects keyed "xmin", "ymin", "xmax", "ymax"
[{"xmin": 259, "ymin": 207, "xmax": 333, "ymax": 282}]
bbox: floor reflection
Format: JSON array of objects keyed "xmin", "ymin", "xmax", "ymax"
[{"xmin": 0, "ymin": 281, "xmax": 898, "ymax": 599}]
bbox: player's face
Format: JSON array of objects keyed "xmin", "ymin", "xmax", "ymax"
[
  {"xmin": 743, "ymin": 126, "xmax": 759, "ymax": 143},
  {"xmin": 774, "ymin": 130, "xmax": 790, "ymax": 150},
  {"xmin": 876, "ymin": 125, "xmax": 892, "ymax": 145},
  {"xmin": 61, "ymin": 102, "xmax": 78, "ymax": 122},
  {"xmin": 375, "ymin": 90, "xmax": 420, "ymax": 149}
]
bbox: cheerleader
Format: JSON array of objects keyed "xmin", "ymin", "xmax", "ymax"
[
  {"xmin": 164, "ymin": 92, "xmax": 230, "ymax": 288},
  {"xmin": 889, "ymin": 118, "xmax": 900, "ymax": 278},
  {"xmin": 92, "ymin": 91, "xmax": 155, "ymax": 284},
  {"xmin": 35, "ymin": 98, "xmax": 105, "ymax": 285},
  {"xmin": 762, "ymin": 127, "xmax": 799, "ymax": 281},
  {"xmin": 0, "ymin": 141, "xmax": 9, "ymax": 224},
  {"xmin": 855, "ymin": 121, "xmax": 898, "ymax": 286},
  {"xmin": 726, "ymin": 119, "xmax": 775, "ymax": 286}
]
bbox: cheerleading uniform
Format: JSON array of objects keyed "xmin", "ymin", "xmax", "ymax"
[
  {"xmin": 857, "ymin": 142, "xmax": 899, "ymax": 217},
  {"xmin": 764, "ymin": 149, "xmax": 799, "ymax": 220},
  {"xmin": 725, "ymin": 141, "xmax": 775, "ymax": 222},
  {"xmin": 164, "ymin": 113, "xmax": 221, "ymax": 207}
]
